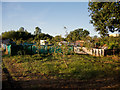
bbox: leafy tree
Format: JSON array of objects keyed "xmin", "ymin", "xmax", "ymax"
[
  {"xmin": 16, "ymin": 29, "xmax": 33, "ymax": 40},
  {"xmin": 66, "ymin": 28, "xmax": 90, "ymax": 42},
  {"xmin": 100, "ymin": 36, "xmax": 120, "ymax": 49},
  {"xmin": 83, "ymin": 30, "xmax": 90, "ymax": 37},
  {"xmin": 82, "ymin": 36, "xmax": 95, "ymax": 48},
  {"xmin": 2, "ymin": 28, "xmax": 33, "ymax": 41},
  {"xmin": 34, "ymin": 33, "xmax": 53, "ymax": 40},
  {"xmin": 93, "ymin": 35, "xmax": 98, "ymax": 39},
  {"xmin": 18, "ymin": 27, "xmax": 25, "ymax": 32},
  {"xmin": 2, "ymin": 30, "xmax": 17, "ymax": 40},
  {"xmin": 53, "ymin": 35, "xmax": 64, "ymax": 42},
  {"xmin": 34, "ymin": 27, "xmax": 41, "ymax": 35},
  {"xmin": 88, "ymin": 2, "xmax": 120, "ymax": 36}
]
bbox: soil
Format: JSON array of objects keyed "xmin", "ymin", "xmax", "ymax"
[
  {"xmin": 2, "ymin": 55, "xmax": 120, "ymax": 89},
  {"xmin": 2, "ymin": 70, "xmax": 120, "ymax": 89}
]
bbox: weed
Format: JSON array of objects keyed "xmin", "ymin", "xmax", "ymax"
[{"xmin": 2, "ymin": 54, "xmax": 120, "ymax": 80}]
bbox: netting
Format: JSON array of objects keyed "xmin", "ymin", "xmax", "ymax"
[{"xmin": 6, "ymin": 44, "xmax": 74, "ymax": 55}]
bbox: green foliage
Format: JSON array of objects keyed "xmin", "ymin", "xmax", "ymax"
[
  {"xmin": 66, "ymin": 28, "xmax": 89, "ymax": 42},
  {"xmin": 18, "ymin": 27, "xmax": 25, "ymax": 32},
  {"xmin": 51, "ymin": 43, "xmax": 74, "ymax": 68},
  {"xmin": 34, "ymin": 27, "xmax": 41, "ymax": 35},
  {"xmin": 83, "ymin": 35, "xmax": 120, "ymax": 49},
  {"xmin": 108, "ymin": 42, "xmax": 119, "ymax": 49},
  {"xmin": 53, "ymin": 35, "xmax": 64, "ymax": 42},
  {"xmin": 34, "ymin": 33, "xmax": 53, "ymax": 41},
  {"xmin": 88, "ymin": 2, "xmax": 120, "ymax": 36},
  {"xmin": 100, "ymin": 36, "xmax": 120, "ymax": 49},
  {"xmin": 2, "ymin": 54, "xmax": 120, "ymax": 80},
  {"xmin": 83, "ymin": 36, "xmax": 94, "ymax": 48},
  {"xmin": 2, "ymin": 30, "xmax": 17, "ymax": 40},
  {"xmin": 2, "ymin": 27, "xmax": 53, "ymax": 44},
  {"xmin": 2, "ymin": 29, "xmax": 33, "ymax": 41}
]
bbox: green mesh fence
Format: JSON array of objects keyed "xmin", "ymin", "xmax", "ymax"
[
  {"xmin": 7, "ymin": 44, "xmax": 74, "ymax": 55},
  {"xmin": 39, "ymin": 45, "xmax": 48, "ymax": 54},
  {"xmin": 49, "ymin": 47, "xmax": 55, "ymax": 53},
  {"xmin": 32, "ymin": 46, "xmax": 37, "ymax": 54},
  {"xmin": 23, "ymin": 45, "xmax": 33, "ymax": 55},
  {"xmin": 11, "ymin": 45, "xmax": 23, "ymax": 55}
]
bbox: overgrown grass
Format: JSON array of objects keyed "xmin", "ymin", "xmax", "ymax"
[{"xmin": 2, "ymin": 54, "xmax": 120, "ymax": 81}]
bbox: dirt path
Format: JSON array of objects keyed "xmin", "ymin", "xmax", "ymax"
[
  {"xmin": 15, "ymin": 77, "xmax": 120, "ymax": 89},
  {"xmin": 2, "ymin": 68, "xmax": 120, "ymax": 89},
  {"xmin": 2, "ymin": 62, "xmax": 22, "ymax": 90}
]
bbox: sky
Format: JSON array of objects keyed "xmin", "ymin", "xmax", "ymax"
[
  {"xmin": 2, "ymin": 2, "xmax": 100, "ymax": 37},
  {"xmin": 0, "ymin": 2, "xmax": 2, "ymax": 34}
]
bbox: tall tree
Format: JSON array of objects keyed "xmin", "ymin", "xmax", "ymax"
[
  {"xmin": 34, "ymin": 33, "xmax": 53, "ymax": 40},
  {"xmin": 18, "ymin": 27, "xmax": 25, "ymax": 32},
  {"xmin": 88, "ymin": 2, "xmax": 120, "ymax": 36},
  {"xmin": 2, "ymin": 29, "xmax": 33, "ymax": 41},
  {"xmin": 34, "ymin": 27, "xmax": 41, "ymax": 35},
  {"xmin": 66, "ymin": 28, "xmax": 90, "ymax": 42},
  {"xmin": 2, "ymin": 30, "xmax": 17, "ymax": 40},
  {"xmin": 53, "ymin": 35, "xmax": 64, "ymax": 42}
]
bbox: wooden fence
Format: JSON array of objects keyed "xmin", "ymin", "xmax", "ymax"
[
  {"xmin": 74, "ymin": 47, "xmax": 105, "ymax": 56},
  {"xmin": 74, "ymin": 46, "xmax": 120, "ymax": 56},
  {"xmin": 92, "ymin": 48, "xmax": 105, "ymax": 56}
]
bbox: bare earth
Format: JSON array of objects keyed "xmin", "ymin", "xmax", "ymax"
[{"xmin": 2, "ymin": 71, "xmax": 120, "ymax": 89}]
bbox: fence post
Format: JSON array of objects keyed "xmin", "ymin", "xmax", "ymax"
[
  {"xmin": 98, "ymin": 49, "xmax": 100, "ymax": 56},
  {"xmin": 92, "ymin": 49, "xmax": 93, "ymax": 55},
  {"xmin": 96, "ymin": 49, "xmax": 99, "ymax": 56},
  {"xmin": 93, "ymin": 49, "xmax": 95, "ymax": 55},
  {"xmin": 102, "ymin": 49, "xmax": 104, "ymax": 56},
  {"xmin": 31, "ymin": 45, "xmax": 32, "ymax": 55}
]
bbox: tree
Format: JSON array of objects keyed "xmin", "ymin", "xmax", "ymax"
[
  {"xmin": 2, "ymin": 30, "xmax": 17, "ymax": 40},
  {"xmin": 53, "ymin": 35, "xmax": 64, "ymax": 42},
  {"xmin": 93, "ymin": 35, "xmax": 98, "ymax": 39},
  {"xmin": 82, "ymin": 30, "xmax": 90, "ymax": 37},
  {"xmin": 66, "ymin": 28, "xmax": 90, "ymax": 42},
  {"xmin": 2, "ymin": 28, "xmax": 33, "ymax": 41},
  {"xmin": 88, "ymin": 2, "xmax": 120, "ymax": 36},
  {"xmin": 34, "ymin": 33, "xmax": 53, "ymax": 40},
  {"xmin": 34, "ymin": 27, "xmax": 41, "ymax": 35},
  {"xmin": 18, "ymin": 27, "xmax": 25, "ymax": 32}
]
